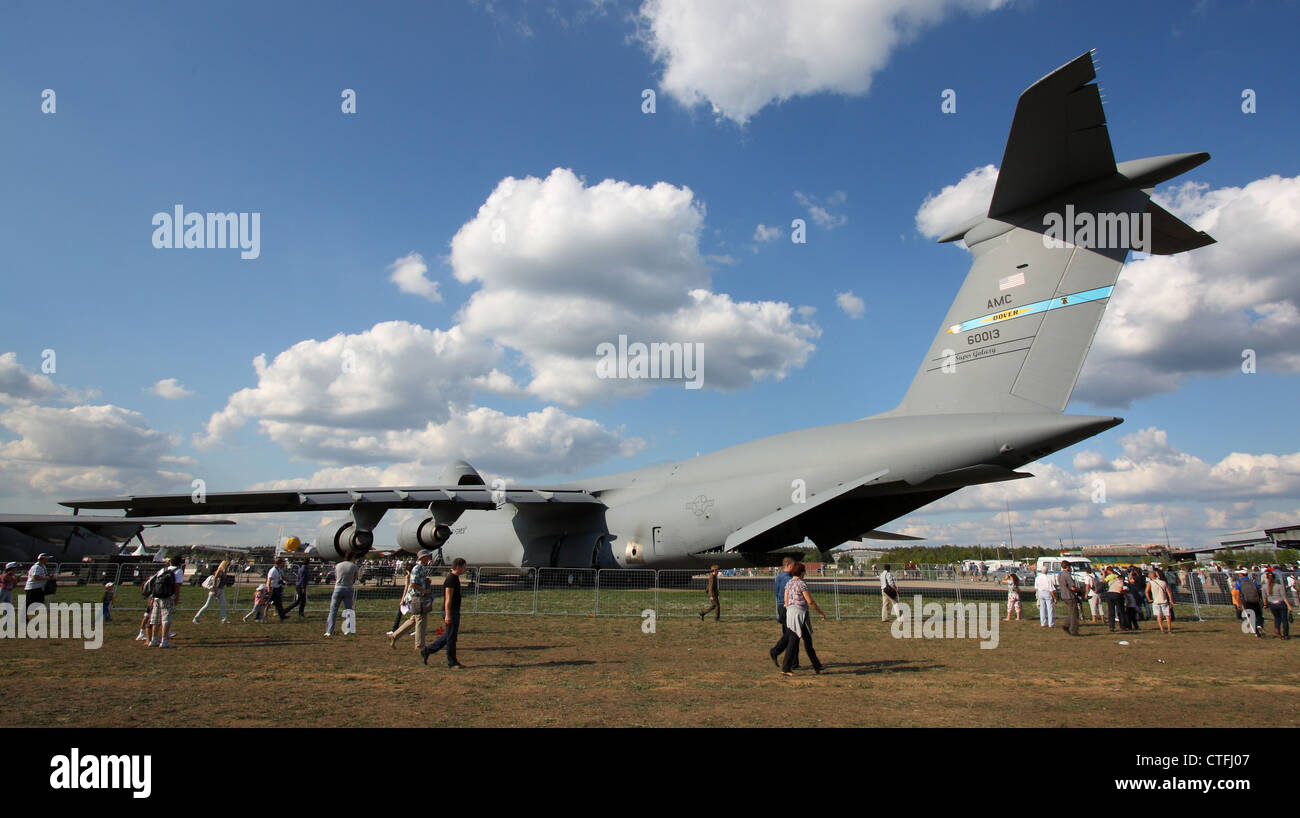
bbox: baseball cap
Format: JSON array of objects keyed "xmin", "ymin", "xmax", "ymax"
[
  {"xmin": 4, "ymin": 561, "xmax": 17, "ymax": 570},
  {"xmin": 36, "ymin": 553, "xmax": 52, "ymax": 560}
]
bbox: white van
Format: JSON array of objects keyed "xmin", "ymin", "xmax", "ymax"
[{"xmin": 1036, "ymin": 556, "xmax": 1092, "ymax": 583}]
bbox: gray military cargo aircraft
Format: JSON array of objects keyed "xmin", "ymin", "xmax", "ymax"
[
  {"xmin": 61, "ymin": 52, "xmax": 1215, "ymax": 571},
  {"xmin": 0, "ymin": 514, "xmax": 234, "ymax": 563}
]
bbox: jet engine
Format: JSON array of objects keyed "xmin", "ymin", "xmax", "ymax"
[
  {"xmin": 312, "ymin": 520, "xmax": 374, "ymax": 561},
  {"xmin": 397, "ymin": 515, "xmax": 452, "ymax": 553}
]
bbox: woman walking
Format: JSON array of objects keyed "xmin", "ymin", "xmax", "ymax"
[
  {"xmin": 386, "ymin": 560, "xmax": 414, "ymax": 636},
  {"xmin": 781, "ymin": 563, "xmax": 825, "ymax": 676},
  {"xmin": 193, "ymin": 559, "xmax": 231, "ymax": 624},
  {"xmin": 1003, "ymin": 573, "xmax": 1022, "ymax": 621},
  {"xmin": 1262, "ymin": 569, "xmax": 1291, "ymax": 639}
]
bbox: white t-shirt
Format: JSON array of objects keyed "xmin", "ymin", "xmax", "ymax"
[
  {"xmin": 267, "ymin": 566, "xmax": 283, "ymax": 589},
  {"xmin": 879, "ymin": 570, "xmax": 894, "ymax": 591},
  {"xmin": 24, "ymin": 563, "xmax": 48, "ymax": 591}
]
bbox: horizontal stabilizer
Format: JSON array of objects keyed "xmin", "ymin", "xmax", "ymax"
[
  {"xmin": 859, "ymin": 529, "xmax": 923, "ymax": 541},
  {"xmin": 1144, "ymin": 198, "xmax": 1215, "ymax": 255}
]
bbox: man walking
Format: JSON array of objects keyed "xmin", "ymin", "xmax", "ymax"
[
  {"xmin": 288, "ymin": 558, "xmax": 310, "ymax": 617},
  {"xmin": 768, "ymin": 557, "xmax": 799, "ymax": 669},
  {"xmin": 421, "ymin": 557, "xmax": 468, "ymax": 669},
  {"xmin": 266, "ymin": 557, "xmax": 288, "ymax": 621},
  {"xmin": 147, "ymin": 556, "xmax": 183, "ymax": 648},
  {"xmin": 391, "ymin": 550, "xmax": 435, "ymax": 650},
  {"xmin": 1034, "ymin": 565, "xmax": 1056, "ymax": 629},
  {"xmin": 1057, "ymin": 560, "xmax": 1081, "ymax": 636},
  {"xmin": 23, "ymin": 553, "xmax": 52, "ymax": 609},
  {"xmin": 698, "ymin": 565, "xmax": 721, "ymax": 621},
  {"xmin": 879, "ymin": 563, "xmax": 899, "ymax": 621},
  {"xmin": 324, "ymin": 556, "xmax": 359, "ymax": 636},
  {"xmin": 1235, "ymin": 568, "xmax": 1265, "ymax": 638}
]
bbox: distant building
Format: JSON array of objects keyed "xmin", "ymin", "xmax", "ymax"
[{"xmin": 1218, "ymin": 525, "xmax": 1300, "ymax": 553}]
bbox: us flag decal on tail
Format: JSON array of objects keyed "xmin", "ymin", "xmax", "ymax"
[{"xmin": 998, "ymin": 272, "xmax": 1026, "ymax": 290}]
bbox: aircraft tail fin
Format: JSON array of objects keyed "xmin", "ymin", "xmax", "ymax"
[{"xmin": 893, "ymin": 52, "xmax": 1213, "ymax": 416}]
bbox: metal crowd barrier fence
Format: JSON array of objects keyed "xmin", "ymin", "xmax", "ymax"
[{"xmin": 15, "ymin": 561, "xmax": 1292, "ymax": 624}]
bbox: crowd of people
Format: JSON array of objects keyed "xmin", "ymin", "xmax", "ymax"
[
  {"xmin": 5, "ymin": 548, "xmax": 1294, "ymax": 676},
  {"xmin": 83, "ymin": 550, "xmax": 472, "ymax": 669}
]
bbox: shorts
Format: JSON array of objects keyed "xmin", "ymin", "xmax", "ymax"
[
  {"xmin": 149, "ymin": 597, "xmax": 175, "ymax": 625},
  {"xmin": 1153, "ymin": 602, "xmax": 1171, "ymax": 617}
]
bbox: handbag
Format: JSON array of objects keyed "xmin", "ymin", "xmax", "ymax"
[
  {"xmin": 407, "ymin": 594, "xmax": 432, "ymax": 616},
  {"xmin": 202, "ymin": 575, "xmax": 216, "ymax": 591}
]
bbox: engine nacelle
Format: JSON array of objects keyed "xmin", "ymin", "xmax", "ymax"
[
  {"xmin": 441, "ymin": 459, "xmax": 485, "ymax": 486},
  {"xmin": 312, "ymin": 521, "xmax": 374, "ymax": 561},
  {"xmin": 397, "ymin": 516, "xmax": 452, "ymax": 553}
]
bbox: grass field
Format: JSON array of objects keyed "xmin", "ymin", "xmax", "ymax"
[{"xmin": 1, "ymin": 605, "xmax": 1295, "ymax": 728}]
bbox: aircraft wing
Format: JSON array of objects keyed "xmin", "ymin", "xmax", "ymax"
[
  {"xmin": 724, "ymin": 470, "xmax": 891, "ymax": 552},
  {"xmin": 0, "ymin": 513, "xmax": 234, "ymax": 543},
  {"xmin": 60, "ymin": 486, "xmax": 604, "ymax": 517}
]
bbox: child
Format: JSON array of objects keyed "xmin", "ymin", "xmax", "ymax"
[
  {"xmin": 136, "ymin": 598, "xmax": 153, "ymax": 641},
  {"xmin": 1003, "ymin": 573, "xmax": 1022, "ymax": 621},
  {"xmin": 243, "ymin": 584, "xmax": 269, "ymax": 622},
  {"xmin": 1122, "ymin": 580, "xmax": 1141, "ymax": 631},
  {"xmin": 101, "ymin": 582, "xmax": 115, "ymax": 622}
]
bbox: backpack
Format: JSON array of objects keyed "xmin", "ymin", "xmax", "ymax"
[
  {"xmin": 1238, "ymin": 578, "xmax": 1260, "ymax": 605},
  {"xmin": 142, "ymin": 568, "xmax": 176, "ymax": 599}
]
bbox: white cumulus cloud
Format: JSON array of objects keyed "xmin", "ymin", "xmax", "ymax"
[
  {"xmin": 914, "ymin": 164, "xmax": 998, "ymax": 239},
  {"xmin": 147, "ymin": 378, "xmax": 194, "ymax": 400},
  {"xmin": 450, "ymin": 168, "xmax": 820, "ymax": 405},
  {"xmin": 836, "ymin": 291, "xmax": 865, "ymax": 319},
  {"xmin": 637, "ymin": 0, "xmax": 1009, "ymax": 124},
  {"xmin": 388, "ymin": 252, "xmax": 442, "ymax": 303}
]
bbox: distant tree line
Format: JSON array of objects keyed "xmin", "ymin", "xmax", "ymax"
[{"xmin": 827, "ymin": 544, "xmax": 1062, "ymax": 566}]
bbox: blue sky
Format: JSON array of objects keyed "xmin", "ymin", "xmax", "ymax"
[{"xmin": 2, "ymin": 0, "xmax": 1298, "ymax": 549}]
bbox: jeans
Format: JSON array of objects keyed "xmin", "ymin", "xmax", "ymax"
[
  {"xmin": 289, "ymin": 585, "xmax": 308, "ymax": 616},
  {"xmin": 781, "ymin": 608, "xmax": 821, "ymax": 673},
  {"xmin": 1267, "ymin": 602, "xmax": 1289, "ymax": 637},
  {"xmin": 269, "ymin": 587, "xmax": 287, "ymax": 620},
  {"xmin": 423, "ymin": 613, "xmax": 461, "ymax": 666},
  {"xmin": 769, "ymin": 604, "xmax": 799, "ymax": 666},
  {"xmin": 193, "ymin": 589, "xmax": 226, "ymax": 622},
  {"xmin": 325, "ymin": 587, "xmax": 354, "ymax": 634},
  {"xmin": 1105, "ymin": 592, "xmax": 1124, "ymax": 630},
  {"xmin": 1242, "ymin": 601, "xmax": 1264, "ymax": 634}
]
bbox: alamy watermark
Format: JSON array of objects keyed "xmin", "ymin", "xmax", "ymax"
[
  {"xmin": 0, "ymin": 597, "xmax": 103, "ymax": 649},
  {"xmin": 890, "ymin": 595, "xmax": 1000, "ymax": 649},
  {"xmin": 595, "ymin": 334, "xmax": 704, "ymax": 390},
  {"xmin": 151, "ymin": 205, "xmax": 261, "ymax": 259},
  {"xmin": 50, "ymin": 748, "xmax": 151, "ymax": 798},
  {"xmin": 1043, "ymin": 206, "xmax": 1152, "ymax": 253}
]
